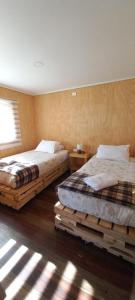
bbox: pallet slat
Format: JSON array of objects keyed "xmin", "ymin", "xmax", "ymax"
[
  {"xmin": 86, "ymin": 214, "xmax": 98, "ymax": 224},
  {"xmin": 75, "ymin": 211, "xmax": 86, "ymax": 221},
  {"xmin": 55, "ymin": 201, "xmax": 64, "ymax": 211},
  {"xmin": 129, "ymin": 227, "xmax": 135, "ymax": 238},
  {"xmin": 99, "ymin": 219, "xmax": 112, "ymax": 229},
  {"xmin": 113, "ymin": 224, "xmax": 127, "ymax": 235},
  {"xmin": 64, "ymin": 207, "xmax": 74, "ymax": 215}
]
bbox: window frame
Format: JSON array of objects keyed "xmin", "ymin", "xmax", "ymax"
[{"xmin": 0, "ymin": 98, "xmax": 22, "ymax": 150}]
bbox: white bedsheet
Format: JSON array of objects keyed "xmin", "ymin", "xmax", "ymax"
[
  {"xmin": 58, "ymin": 156, "xmax": 135, "ymax": 227},
  {"xmin": 0, "ymin": 150, "xmax": 68, "ymax": 188}
]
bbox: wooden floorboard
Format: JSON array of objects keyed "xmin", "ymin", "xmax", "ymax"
[{"xmin": 0, "ymin": 172, "xmax": 134, "ymax": 299}]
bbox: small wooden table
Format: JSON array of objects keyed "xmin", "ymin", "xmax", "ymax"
[{"xmin": 69, "ymin": 152, "xmax": 90, "ymax": 172}]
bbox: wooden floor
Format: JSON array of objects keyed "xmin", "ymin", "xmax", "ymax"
[{"xmin": 0, "ymin": 172, "xmax": 134, "ymax": 300}]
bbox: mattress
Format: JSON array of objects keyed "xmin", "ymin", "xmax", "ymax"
[
  {"xmin": 58, "ymin": 155, "xmax": 135, "ymax": 227},
  {"xmin": 0, "ymin": 149, "xmax": 68, "ymax": 188}
]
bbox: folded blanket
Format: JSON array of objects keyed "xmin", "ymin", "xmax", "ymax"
[
  {"xmin": 58, "ymin": 172, "xmax": 135, "ymax": 208},
  {"xmin": 0, "ymin": 161, "xmax": 39, "ymax": 188},
  {"xmin": 83, "ymin": 173, "xmax": 118, "ymax": 191}
]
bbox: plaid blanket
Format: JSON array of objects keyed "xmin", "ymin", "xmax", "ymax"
[
  {"xmin": 0, "ymin": 161, "xmax": 39, "ymax": 188},
  {"xmin": 58, "ymin": 172, "xmax": 135, "ymax": 209}
]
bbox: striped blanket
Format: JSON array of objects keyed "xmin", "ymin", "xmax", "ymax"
[
  {"xmin": 59, "ymin": 172, "xmax": 135, "ymax": 209},
  {"xmin": 0, "ymin": 161, "xmax": 39, "ymax": 188}
]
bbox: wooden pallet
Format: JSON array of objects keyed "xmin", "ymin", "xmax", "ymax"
[
  {"xmin": 0, "ymin": 160, "xmax": 69, "ymax": 210},
  {"xmin": 54, "ymin": 201, "xmax": 135, "ymax": 264}
]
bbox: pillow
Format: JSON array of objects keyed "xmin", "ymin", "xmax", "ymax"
[
  {"xmin": 35, "ymin": 140, "xmax": 63, "ymax": 153},
  {"xmin": 96, "ymin": 145, "xmax": 129, "ymax": 162}
]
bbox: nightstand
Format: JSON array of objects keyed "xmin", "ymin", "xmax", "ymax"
[{"xmin": 69, "ymin": 152, "xmax": 90, "ymax": 172}]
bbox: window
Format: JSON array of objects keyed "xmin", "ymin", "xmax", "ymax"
[{"xmin": 0, "ymin": 98, "xmax": 22, "ymax": 150}]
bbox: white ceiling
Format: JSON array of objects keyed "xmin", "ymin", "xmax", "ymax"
[{"xmin": 0, "ymin": 0, "xmax": 135, "ymax": 95}]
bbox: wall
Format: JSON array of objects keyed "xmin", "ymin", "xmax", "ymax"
[
  {"xmin": 34, "ymin": 79, "xmax": 135, "ymax": 155},
  {"xmin": 0, "ymin": 87, "xmax": 37, "ymax": 157}
]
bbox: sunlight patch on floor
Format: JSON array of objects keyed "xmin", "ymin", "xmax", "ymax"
[
  {"xmin": 77, "ymin": 279, "xmax": 94, "ymax": 299},
  {"xmin": 0, "ymin": 240, "xmax": 95, "ymax": 300},
  {"xmin": 0, "ymin": 245, "xmax": 28, "ymax": 282},
  {"xmin": 0, "ymin": 239, "xmax": 16, "ymax": 260},
  {"xmin": 24, "ymin": 261, "xmax": 57, "ymax": 300},
  {"xmin": 5, "ymin": 252, "xmax": 42, "ymax": 299},
  {"xmin": 51, "ymin": 261, "xmax": 77, "ymax": 300}
]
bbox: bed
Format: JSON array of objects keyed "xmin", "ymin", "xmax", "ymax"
[
  {"xmin": 0, "ymin": 149, "xmax": 69, "ymax": 210},
  {"xmin": 55, "ymin": 152, "xmax": 135, "ymax": 264}
]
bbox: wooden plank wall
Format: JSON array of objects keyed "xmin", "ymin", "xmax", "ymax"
[{"xmin": 34, "ymin": 79, "xmax": 135, "ymax": 156}]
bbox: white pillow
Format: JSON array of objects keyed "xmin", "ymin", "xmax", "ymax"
[
  {"xmin": 83, "ymin": 173, "xmax": 118, "ymax": 191},
  {"xmin": 96, "ymin": 145, "xmax": 129, "ymax": 162},
  {"xmin": 35, "ymin": 140, "xmax": 62, "ymax": 153}
]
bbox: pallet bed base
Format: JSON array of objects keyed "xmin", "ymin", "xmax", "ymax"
[
  {"xmin": 0, "ymin": 161, "xmax": 68, "ymax": 210},
  {"xmin": 54, "ymin": 201, "xmax": 135, "ymax": 264}
]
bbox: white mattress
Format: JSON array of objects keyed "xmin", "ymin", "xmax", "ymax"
[
  {"xmin": 0, "ymin": 150, "xmax": 68, "ymax": 188},
  {"xmin": 58, "ymin": 156, "xmax": 135, "ymax": 227}
]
